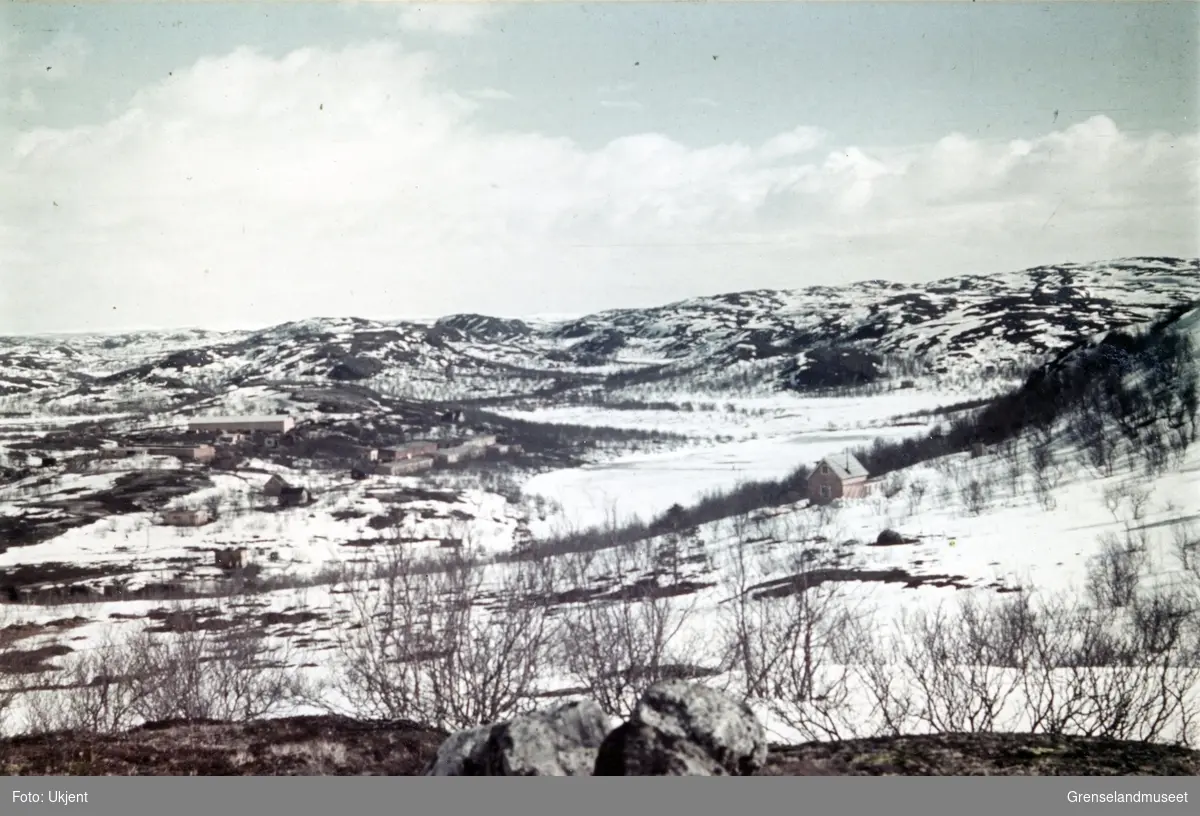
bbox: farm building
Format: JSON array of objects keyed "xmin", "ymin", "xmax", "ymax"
[
  {"xmin": 277, "ymin": 485, "xmax": 312, "ymax": 508},
  {"xmin": 460, "ymin": 434, "xmax": 498, "ymax": 450},
  {"xmin": 214, "ymin": 547, "xmax": 248, "ymax": 570},
  {"xmin": 113, "ymin": 445, "xmax": 215, "ymax": 463},
  {"xmin": 807, "ymin": 453, "xmax": 870, "ymax": 505},
  {"xmin": 161, "ymin": 508, "xmax": 211, "ymax": 527},
  {"xmin": 434, "ymin": 444, "xmax": 483, "ymax": 465},
  {"xmin": 186, "ymin": 415, "xmax": 295, "ymax": 434},
  {"xmin": 262, "ymin": 474, "xmax": 290, "ymax": 496},
  {"xmin": 378, "ymin": 441, "xmax": 438, "ymax": 462},
  {"xmin": 356, "ymin": 446, "xmax": 379, "ymax": 462},
  {"xmin": 376, "ymin": 456, "xmax": 434, "ymax": 476}
]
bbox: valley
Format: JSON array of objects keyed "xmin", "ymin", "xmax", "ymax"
[{"xmin": 1, "ymin": 257, "xmax": 1199, "ymax": 758}]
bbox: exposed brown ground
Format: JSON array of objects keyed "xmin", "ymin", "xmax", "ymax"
[{"xmin": 2, "ymin": 718, "xmax": 1197, "ymax": 776}]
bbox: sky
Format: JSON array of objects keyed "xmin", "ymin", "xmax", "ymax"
[{"xmin": 1, "ymin": 1, "xmax": 1198, "ymax": 335}]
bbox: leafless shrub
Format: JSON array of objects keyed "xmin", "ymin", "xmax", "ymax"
[
  {"xmin": 1012, "ymin": 592, "xmax": 1200, "ymax": 745},
  {"xmin": 905, "ymin": 478, "xmax": 928, "ymax": 515},
  {"xmin": 1127, "ymin": 486, "xmax": 1153, "ymax": 522},
  {"xmin": 999, "ymin": 439, "xmax": 1024, "ymax": 497},
  {"xmin": 0, "ymin": 612, "xmax": 22, "ymax": 734},
  {"xmin": 17, "ymin": 604, "xmax": 305, "ymax": 735},
  {"xmin": 1102, "ymin": 483, "xmax": 1154, "ymax": 526},
  {"xmin": 1172, "ymin": 519, "xmax": 1200, "ymax": 580},
  {"xmin": 852, "ymin": 622, "xmax": 919, "ymax": 737},
  {"xmin": 1061, "ymin": 602, "xmax": 1200, "ymax": 745},
  {"xmin": 895, "ymin": 597, "xmax": 1025, "ymax": 734},
  {"xmin": 959, "ymin": 476, "xmax": 992, "ymax": 516},
  {"xmin": 1030, "ymin": 439, "xmax": 1060, "ymax": 492},
  {"xmin": 716, "ymin": 514, "xmax": 779, "ymax": 702},
  {"xmin": 759, "ymin": 573, "xmax": 864, "ymax": 741},
  {"xmin": 1087, "ymin": 532, "xmax": 1146, "ymax": 610},
  {"xmin": 126, "ymin": 607, "xmax": 305, "ymax": 723},
  {"xmin": 328, "ymin": 540, "xmax": 559, "ymax": 730},
  {"xmin": 557, "ymin": 537, "xmax": 706, "ymax": 719},
  {"xmin": 23, "ymin": 634, "xmax": 144, "ymax": 735},
  {"xmin": 1130, "ymin": 586, "xmax": 1198, "ymax": 658},
  {"xmin": 1031, "ymin": 471, "xmax": 1057, "ymax": 510},
  {"xmin": 1102, "ymin": 483, "xmax": 1125, "ymax": 524},
  {"xmin": 881, "ymin": 473, "xmax": 905, "ymax": 500},
  {"xmin": 717, "ymin": 516, "xmax": 864, "ymax": 741},
  {"xmin": 858, "ymin": 581, "xmax": 1200, "ymax": 746}
]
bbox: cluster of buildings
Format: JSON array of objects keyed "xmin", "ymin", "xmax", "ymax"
[
  {"xmin": 102, "ymin": 415, "xmax": 296, "ymax": 464},
  {"xmin": 366, "ymin": 434, "xmax": 520, "ymax": 476}
]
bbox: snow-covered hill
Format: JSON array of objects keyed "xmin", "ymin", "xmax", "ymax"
[{"xmin": 1, "ymin": 257, "xmax": 1197, "ymax": 413}]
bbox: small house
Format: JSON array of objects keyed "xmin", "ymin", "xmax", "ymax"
[
  {"xmin": 214, "ymin": 547, "xmax": 248, "ymax": 570},
  {"xmin": 807, "ymin": 453, "xmax": 870, "ymax": 505},
  {"xmin": 262, "ymin": 474, "xmax": 289, "ymax": 497},
  {"xmin": 162, "ymin": 508, "xmax": 211, "ymax": 527},
  {"xmin": 461, "ymin": 434, "xmax": 498, "ymax": 450},
  {"xmin": 378, "ymin": 441, "xmax": 438, "ymax": 462},
  {"xmin": 119, "ymin": 444, "xmax": 215, "ymax": 463},
  {"xmin": 171, "ymin": 444, "xmax": 215, "ymax": 463},
  {"xmin": 970, "ymin": 442, "xmax": 987, "ymax": 458},
  {"xmin": 277, "ymin": 485, "xmax": 312, "ymax": 508},
  {"xmin": 433, "ymin": 446, "xmax": 469, "ymax": 465},
  {"xmin": 376, "ymin": 456, "xmax": 434, "ymax": 476}
]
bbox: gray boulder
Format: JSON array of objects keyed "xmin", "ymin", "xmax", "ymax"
[
  {"xmin": 425, "ymin": 699, "xmax": 613, "ymax": 776},
  {"xmin": 594, "ymin": 681, "xmax": 768, "ymax": 776}
]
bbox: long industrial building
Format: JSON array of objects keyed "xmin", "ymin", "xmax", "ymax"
[{"xmin": 186, "ymin": 415, "xmax": 295, "ymax": 434}]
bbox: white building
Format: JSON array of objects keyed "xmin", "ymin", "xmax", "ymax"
[{"xmin": 186, "ymin": 415, "xmax": 295, "ymax": 434}]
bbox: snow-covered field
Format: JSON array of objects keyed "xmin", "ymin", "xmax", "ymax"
[
  {"xmin": 0, "ymin": 458, "xmax": 528, "ymax": 593},
  {"xmin": 503, "ymin": 391, "xmax": 956, "ymax": 530},
  {"xmin": 522, "ymin": 428, "xmax": 899, "ymax": 533}
]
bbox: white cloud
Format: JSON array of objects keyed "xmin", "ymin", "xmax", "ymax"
[
  {"xmin": 599, "ymin": 99, "xmax": 645, "ymax": 111},
  {"xmin": 470, "ymin": 87, "xmax": 514, "ymax": 102},
  {"xmin": 2, "ymin": 41, "xmax": 1196, "ymax": 334},
  {"xmin": 396, "ymin": 4, "xmax": 499, "ymax": 36},
  {"xmin": 759, "ymin": 126, "xmax": 826, "ymax": 161},
  {"xmin": 0, "ymin": 87, "xmax": 41, "ymax": 114}
]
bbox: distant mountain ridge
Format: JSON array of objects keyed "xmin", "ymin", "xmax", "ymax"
[{"xmin": 1, "ymin": 257, "xmax": 1197, "ymax": 408}]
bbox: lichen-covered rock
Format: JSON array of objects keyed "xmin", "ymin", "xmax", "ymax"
[
  {"xmin": 594, "ymin": 681, "xmax": 768, "ymax": 776},
  {"xmin": 423, "ymin": 723, "xmax": 493, "ymax": 776},
  {"xmin": 425, "ymin": 700, "xmax": 613, "ymax": 776}
]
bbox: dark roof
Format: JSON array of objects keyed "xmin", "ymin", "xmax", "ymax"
[{"xmin": 815, "ymin": 453, "xmax": 869, "ymax": 481}]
